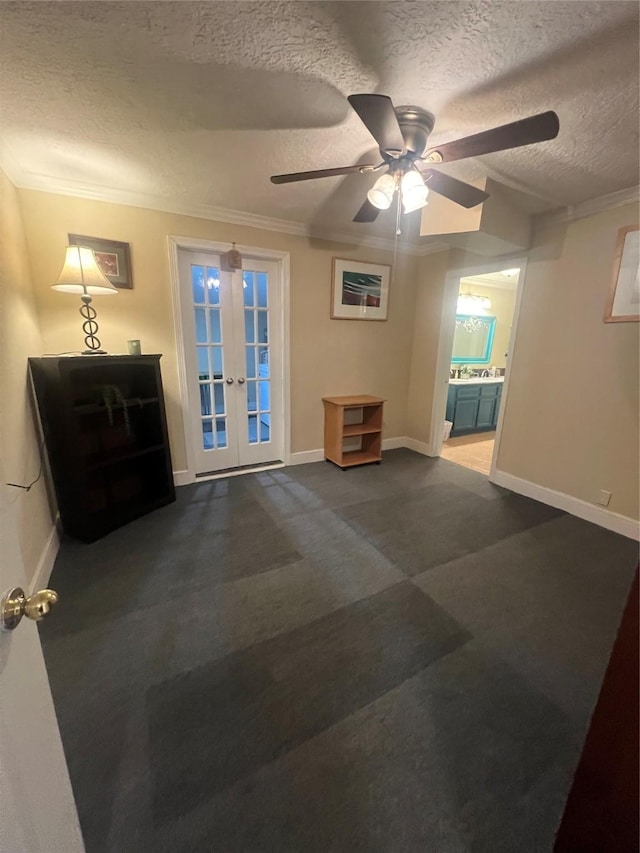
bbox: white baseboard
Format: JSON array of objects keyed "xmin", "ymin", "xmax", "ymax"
[
  {"xmin": 287, "ymin": 437, "xmax": 409, "ymax": 466},
  {"xmin": 381, "ymin": 436, "xmax": 407, "ymax": 451},
  {"xmin": 401, "ymin": 436, "xmax": 434, "ymax": 457},
  {"xmin": 287, "ymin": 449, "xmax": 325, "ymax": 466},
  {"xmin": 173, "ymin": 470, "xmax": 192, "ymax": 487},
  {"xmin": 30, "ymin": 519, "xmax": 60, "ymax": 594},
  {"xmin": 492, "ymin": 470, "xmax": 640, "ymax": 542}
]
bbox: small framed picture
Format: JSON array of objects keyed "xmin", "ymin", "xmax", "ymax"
[
  {"xmin": 604, "ymin": 225, "xmax": 639, "ymax": 323},
  {"xmin": 331, "ymin": 258, "xmax": 391, "ymax": 321},
  {"xmin": 68, "ymin": 234, "xmax": 133, "ymax": 289}
]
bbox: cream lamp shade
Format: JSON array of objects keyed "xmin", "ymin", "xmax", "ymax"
[{"xmin": 51, "ymin": 246, "xmax": 118, "ymax": 295}]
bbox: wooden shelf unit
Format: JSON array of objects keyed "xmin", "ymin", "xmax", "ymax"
[{"xmin": 322, "ymin": 395, "xmax": 385, "ymax": 468}]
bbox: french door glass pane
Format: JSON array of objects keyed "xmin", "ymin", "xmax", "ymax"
[
  {"xmin": 258, "ymin": 346, "xmax": 269, "ymax": 376},
  {"xmin": 243, "ymin": 272, "xmax": 255, "ymax": 307},
  {"xmin": 246, "ymin": 346, "xmax": 256, "ymax": 379},
  {"xmin": 192, "ymin": 265, "xmax": 205, "ymax": 304},
  {"xmin": 216, "ymin": 418, "xmax": 227, "ymax": 448},
  {"xmin": 213, "ymin": 383, "xmax": 225, "ymax": 415},
  {"xmin": 257, "ymin": 310, "xmax": 268, "ymax": 344},
  {"xmin": 207, "ymin": 267, "xmax": 220, "ymax": 305},
  {"xmin": 209, "ymin": 309, "xmax": 222, "ymax": 343},
  {"xmin": 244, "ymin": 310, "xmax": 255, "ymax": 343},
  {"xmin": 212, "ymin": 347, "xmax": 223, "ymax": 378},
  {"xmin": 197, "ymin": 347, "xmax": 209, "ymax": 379},
  {"xmin": 199, "ymin": 384, "xmax": 211, "ymax": 416},
  {"xmin": 259, "ymin": 380, "xmax": 270, "ymax": 413},
  {"xmin": 195, "ymin": 308, "xmax": 207, "ymax": 343},
  {"xmin": 246, "ymin": 381, "xmax": 257, "ymax": 412},
  {"xmin": 248, "ymin": 414, "xmax": 258, "ymax": 444},
  {"xmin": 257, "ymin": 273, "xmax": 268, "ymax": 307},
  {"xmin": 202, "ymin": 419, "xmax": 213, "ymax": 449}
]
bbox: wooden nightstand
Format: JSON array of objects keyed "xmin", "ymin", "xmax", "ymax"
[{"xmin": 321, "ymin": 395, "xmax": 385, "ymax": 468}]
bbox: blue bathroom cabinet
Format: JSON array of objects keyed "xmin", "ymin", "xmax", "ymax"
[{"xmin": 446, "ymin": 382, "xmax": 502, "ymax": 437}]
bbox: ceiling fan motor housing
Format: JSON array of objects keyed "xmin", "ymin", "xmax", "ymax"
[{"xmin": 394, "ymin": 106, "xmax": 436, "ymax": 158}]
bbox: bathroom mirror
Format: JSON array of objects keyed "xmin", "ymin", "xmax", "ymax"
[{"xmin": 451, "ymin": 315, "xmax": 496, "ymax": 363}]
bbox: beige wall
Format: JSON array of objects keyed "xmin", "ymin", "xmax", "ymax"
[
  {"xmin": 18, "ymin": 189, "xmax": 419, "ymax": 471},
  {"xmin": 0, "ymin": 171, "xmax": 55, "ymax": 583},
  {"xmin": 405, "ymin": 250, "xmax": 450, "ymax": 444},
  {"xmin": 407, "ymin": 203, "xmax": 639, "ymax": 521},
  {"xmin": 497, "ymin": 204, "xmax": 639, "ymax": 519},
  {"xmin": 456, "ymin": 281, "xmax": 517, "ymax": 369},
  {"xmin": 9, "ymin": 181, "xmax": 639, "ymax": 532}
]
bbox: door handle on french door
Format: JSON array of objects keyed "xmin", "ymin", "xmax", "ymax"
[
  {"xmin": 225, "ymin": 377, "xmax": 235, "ymax": 384},
  {"xmin": 237, "ymin": 377, "xmax": 246, "ymax": 385}
]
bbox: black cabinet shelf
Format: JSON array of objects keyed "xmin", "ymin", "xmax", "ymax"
[
  {"xmin": 74, "ymin": 396, "xmax": 159, "ymax": 415},
  {"xmin": 29, "ymin": 355, "xmax": 176, "ymax": 543},
  {"xmin": 85, "ymin": 443, "xmax": 166, "ymax": 472}
]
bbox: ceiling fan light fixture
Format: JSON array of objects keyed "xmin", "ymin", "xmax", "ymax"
[
  {"xmin": 401, "ymin": 170, "xmax": 429, "ymax": 213},
  {"xmin": 367, "ymin": 173, "xmax": 396, "ymax": 210}
]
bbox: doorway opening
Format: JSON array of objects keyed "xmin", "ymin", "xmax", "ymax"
[{"xmin": 429, "ymin": 260, "xmax": 524, "ymax": 478}]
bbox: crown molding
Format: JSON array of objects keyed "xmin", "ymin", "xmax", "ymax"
[
  {"xmin": 536, "ymin": 185, "xmax": 640, "ymax": 227},
  {"xmin": 0, "ymin": 144, "xmax": 27, "ymax": 186},
  {"xmin": 3, "ymin": 163, "xmax": 428, "ymax": 256},
  {"xmin": 4, "ymin": 152, "xmax": 636, "ymax": 257}
]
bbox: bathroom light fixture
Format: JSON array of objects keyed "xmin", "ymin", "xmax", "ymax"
[
  {"xmin": 51, "ymin": 245, "xmax": 117, "ymax": 353},
  {"xmin": 457, "ymin": 293, "xmax": 491, "ymax": 315}
]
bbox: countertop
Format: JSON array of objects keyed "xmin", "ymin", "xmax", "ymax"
[{"xmin": 449, "ymin": 376, "xmax": 505, "ymax": 385}]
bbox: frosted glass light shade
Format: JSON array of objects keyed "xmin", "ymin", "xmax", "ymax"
[
  {"xmin": 401, "ymin": 170, "xmax": 429, "ymax": 213},
  {"xmin": 51, "ymin": 246, "xmax": 118, "ymax": 295},
  {"xmin": 367, "ymin": 173, "xmax": 396, "ymax": 210}
]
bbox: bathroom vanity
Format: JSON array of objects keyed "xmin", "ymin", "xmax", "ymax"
[{"xmin": 446, "ymin": 378, "xmax": 504, "ymax": 437}]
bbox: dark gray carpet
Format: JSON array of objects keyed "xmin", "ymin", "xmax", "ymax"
[{"xmin": 39, "ymin": 449, "xmax": 639, "ymax": 853}]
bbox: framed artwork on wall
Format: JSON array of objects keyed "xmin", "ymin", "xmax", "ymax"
[
  {"xmin": 68, "ymin": 234, "xmax": 133, "ymax": 290},
  {"xmin": 331, "ymin": 258, "xmax": 391, "ymax": 321},
  {"xmin": 604, "ymin": 225, "xmax": 639, "ymax": 323}
]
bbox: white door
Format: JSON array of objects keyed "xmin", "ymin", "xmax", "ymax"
[
  {"xmin": 0, "ymin": 464, "xmax": 85, "ymax": 853},
  {"xmin": 178, "ymin": 250, "xmax": 284, "ymax": 475}
]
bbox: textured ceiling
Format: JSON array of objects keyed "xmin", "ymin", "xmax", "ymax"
[{"xmin": 1, "ymin": 1, "xmax": 638, "ymax": 245}]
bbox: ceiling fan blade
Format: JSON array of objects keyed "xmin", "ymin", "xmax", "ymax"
[
  {"xmin": 348, "ymin": 94, "xmax": 405, "ymax": 156},
  {"xmin": 426, "ymin": 111, "xmax": 559, "ymax": 163},
  {"xmin": 271, "ymin": 165, "xmax": 374, "ymax": 184},
  {"xmin": 421, "ymin": 170, "xmax": 490, "ymax": 209},
  {"xmin": 353, "ymin": 199, "xmax": 381, "ymax": 223}
]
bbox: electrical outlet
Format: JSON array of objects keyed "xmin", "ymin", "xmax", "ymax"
[{"xmin": 596, "ymin": 490, "xmax": 612, "ymax": 507}]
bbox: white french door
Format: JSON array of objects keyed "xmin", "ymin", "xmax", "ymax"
[{"xmin": 178, "ymin": 249, "xmax": 283, "ymax": 475}]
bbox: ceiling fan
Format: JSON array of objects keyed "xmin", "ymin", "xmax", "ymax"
[{"xmin": 271, "ymin": 94, "xmax": 559, "ymax": 223}]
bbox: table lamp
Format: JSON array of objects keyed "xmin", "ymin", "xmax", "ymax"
[{"xmin": 51, "ymin": 245, "xmax": 117, "ymax": 354}]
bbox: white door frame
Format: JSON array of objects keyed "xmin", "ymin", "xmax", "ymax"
[
  {"xmin": 427, "ymin": 254, "xmax": 528, "ymax": 481},
  {"xmin": 167, "ymin": 236, "xmax": 290, "ymax": 485}
]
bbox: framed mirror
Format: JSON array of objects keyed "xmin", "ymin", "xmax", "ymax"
[{"xmin": 451, "ymin": 315, "xmax": 496, "ymax": 363}]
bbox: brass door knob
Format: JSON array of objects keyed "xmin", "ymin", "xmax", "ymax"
[{"xmin": 1, "ymin": 587, "xmax": 59, "ymax": 631}]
